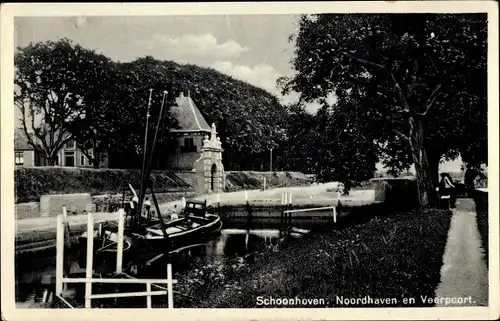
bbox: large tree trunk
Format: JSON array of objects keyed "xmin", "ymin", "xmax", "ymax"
[
  {"xmin": 92, "ymin": 150, "xmax": 100, "ymax": 169},
  {"xmin": 46, "ymin": 151, "xmax": 57, "ymax": 166},
  {"xmin": 427, "ymin": 150, "xmax": 442, "ymax": 190},
  {"xmin": 47, "ymin": 156, "xmax": 57, "ymax": 166},
  {"xmin": 409, "ymin": 118, "xmax": 437, "ymax": 207}
]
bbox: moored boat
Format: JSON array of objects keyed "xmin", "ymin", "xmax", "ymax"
[{"xmin": 76, "ymin": 200, "xmax": 222, "ymax": 275}]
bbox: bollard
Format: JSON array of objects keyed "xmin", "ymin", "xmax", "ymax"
[
  {"xmin": 55, "ymin": 211, "xmax": 65, "ymax": 296},
  {"xmin": 85, "ymin": 212, "xmax": 94, "ymax": 308},
  {"xmin": 116, "ymin": 208, "xmax": 125, "ymax": 273},
  {"xmin": 167, "ymin": 264, "xmax": 174, "ymax": 309}
]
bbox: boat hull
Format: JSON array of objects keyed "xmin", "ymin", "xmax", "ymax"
[{"xmin": 75, "ymin": 214, "xmax": 222, "ymax": 273}]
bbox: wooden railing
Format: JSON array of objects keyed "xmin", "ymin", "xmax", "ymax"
[{"xmin": 55, "ymin": 206, "xmax": 176, "ymax": 309}]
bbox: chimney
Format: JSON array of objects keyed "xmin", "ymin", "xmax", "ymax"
[
  {"xmin": 179, "ymin": 91, "xmax": 184, "ymax": 98},
  {"xmin": 187, "ymin": 90, "xmax": 190, "ymax": 97}
]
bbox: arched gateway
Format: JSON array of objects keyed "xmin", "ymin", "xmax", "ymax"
[{"xmin": 192, "ymin": 123, "xmax": 225, "ymax": 194}]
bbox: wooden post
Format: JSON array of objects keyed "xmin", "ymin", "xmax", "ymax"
[
  {"xmin": 55, "ymin": 211, "xmax": 64, "ymax": 296},
  {"xmin": 289, "ymin": 192, "xmax": 293, "ymax": 205},
  {"xmin": 146, "ymin": 282, "xmax": 152, "ymax": 308},
  {"xmin": 85, "ymin": 212, "xmax": 94, "ymax": 309},
  {"xmin": 116, "ymin": 208, "xmax": 125, "ymax": 273},
  {"xmin": 42, "ymin": 289, "xmax": 48, "ymax": 303},
  {"xmin": 333, "ymin": 206, "xmax": 337, "ymax": 223},
  {"xmin": 263, "ymin": 177, "xmax": 266, "ymax": 190},
  {"xmin": 280, "ymin": 193, "xmax": 284, "ymax": 219},
  {"xmin": 62, "ymin": 205, "xmax": 71, "ymax": 249},
  {"xmin": 167, "ymin": 264, "xmax": 174, "ymax": 309},
  {"xmin": 244, "ymin": 190, "xmax": 248, "ymax": 201}
]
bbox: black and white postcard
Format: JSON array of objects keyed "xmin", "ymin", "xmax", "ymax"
[{"xmin": 1, "ymin": 2, "xmax": 498, "ymax": 320}]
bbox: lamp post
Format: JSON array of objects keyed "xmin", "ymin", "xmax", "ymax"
[
  {"xmin": 92, "ymin": 127, "xmax": 97, "ymax": 167},
  {"xmin": 270, "ymin": 148, "xmax": 273, "ymax": 172}
]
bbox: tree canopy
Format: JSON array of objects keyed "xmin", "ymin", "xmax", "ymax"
[
  {"xmin": 14, "ymin": 38, "xmax": 109, "ymax": 165},
  {"xmin": 282, "ymin": 13, "xmax": 487, "ymax": 205},
  {"xmin": 15, "ymin": 40, "xmax": 289, "ymax": 171}
]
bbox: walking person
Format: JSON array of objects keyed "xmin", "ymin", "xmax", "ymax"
[
  {"xmin": 129, "ymin": 195, "xmax": 139, "ymax": 225},
  {"xmin": 464, "ymin": 164, "xmax": 479, "ymax": 198},
  {"xmin": 144, "ymin": 197, "xmax": 152, "ymax": 220},
  {"xmin": 439, "ymin": 173, "xmax": 456, "ymax": 208},
  {"xmin": 170, "ymin": 204, "xmax": 179, "ymax": 221}
]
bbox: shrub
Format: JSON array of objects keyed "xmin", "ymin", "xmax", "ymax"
[{"xmin": 186, "ymin": 207, "xmax": 453, "ymax": 308}]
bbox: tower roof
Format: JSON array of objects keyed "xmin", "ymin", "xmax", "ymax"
[{"xmin": 170, "ymin": 92, "xmax": 211, "ymax": 133}]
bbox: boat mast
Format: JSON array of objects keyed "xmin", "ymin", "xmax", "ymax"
[
  {"xmin": 141, "ymin": 90, "xmax": 170, "ymax": 242},
  {"xmin": 144, "ymin": 91, "xmax": 168, "ymax": 189},
  {"xmin": 137, "ymin": 90, "xmax": 168, "ymax": 221},
  {"xmin": 137, "ymin": 89, "xmax": 153, "ymax": 224}
]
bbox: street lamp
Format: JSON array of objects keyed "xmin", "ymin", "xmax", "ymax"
[{"xmin": 270, "ymin": 148, "xmax": 273, "ymax": 172}]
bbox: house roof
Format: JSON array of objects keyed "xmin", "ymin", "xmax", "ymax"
[
  {"xmin": 14, "ymin": 128, "xmax": 34, "ymax": 150},
  {"xmin": 170, "ymin": 93, "xmax": 211, "ymax": 133}
]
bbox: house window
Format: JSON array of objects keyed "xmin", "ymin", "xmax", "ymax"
[
  {"xmin": 15, "ymin": 152, "xmax": 24, "ymax": 165},
  {"xmin": 65, "ymin": 150, "xmax": 75, "ymax": 167},
  {"xmin": 65, "ymin": 140, "xmax": 76, "ymax": 149},
  {"xmin": 181, "ymin": 137, "xmax": 197, "ymax": 153}
]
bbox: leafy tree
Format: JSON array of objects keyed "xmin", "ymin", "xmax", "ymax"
[
  {"xmin": 106, "ymin": 57, "xmax": 179, "ymax": 169},
  {"xmin": 68, "ymin": 48, "xmax": 119, "ymax": 168},
  {"xmin": 108, "ymin": 57, "xmax": 289, "ymax": 171},
  {"xmin": 14, "ymin": 38, "xmax": 124, "ymax": 168},
  {"xmin": 14, "ymin": 39, "xmax": 91, "ymax": 165},
  {"xmin": 282, "ymin": 13, "xmax": 487, "ymax": 206},
  {"xmin": 314, "ymin": 98, "xmax": 379, "ymax": 193},
  {"xmin": 277, "ymin": 103, "xmax": 319, "ymax": 173}
]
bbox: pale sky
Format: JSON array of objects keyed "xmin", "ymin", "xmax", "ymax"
[
  {"xmin": 13, "ymin": 15, "xmax": 462, "ymax": 173},
  {"xmin": 14, "ymin": 15, "xmax": 315, "ymax": 116}
]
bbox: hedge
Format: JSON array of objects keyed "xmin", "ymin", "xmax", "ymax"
[
  {"xmin": 174, "ymin": 206, "xmax": 452, "ymax": 308},
  {"xmin": 15, "ymin": 167, "xmax": 192, "ymax": 204},
  {"xmin": 224, "ymin": 171, "xmax": 312, "ymax": 192}
]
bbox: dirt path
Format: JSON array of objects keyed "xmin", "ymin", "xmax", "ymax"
[{"xmin": 434, "ymin": 198, "xmax": 488, "ymax": 306}]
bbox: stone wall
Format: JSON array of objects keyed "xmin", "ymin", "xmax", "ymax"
[
  {"xmin": 16, "ymin": 190, "xmax": 196, "ymax": 219},
  {"xmin": 371, "ymin": 177, "xmax": 419, "ymax": 209},
  {"xmin": 39, "ymin": 193, "xmax": 93, "ymax": 217}
]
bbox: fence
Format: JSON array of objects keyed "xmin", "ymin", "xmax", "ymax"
[
  {"xmin": 281, "ymin": 192, "xmax": 337, "ymax": 222},
  {"xmin": 55, "ymin": 206, "xmax": 176, "ymax": 309}
]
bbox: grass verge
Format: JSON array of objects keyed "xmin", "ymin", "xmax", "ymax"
[{"xmin": 174, "ymin": 207, "xmax": 452, "ymax": 308}]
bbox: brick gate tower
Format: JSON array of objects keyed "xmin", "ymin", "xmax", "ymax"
[{"xmin": 192, "ymin": 123, "xmax": 225, "ymax": 194}]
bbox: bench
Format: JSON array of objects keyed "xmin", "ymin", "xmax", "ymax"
[{"xmin": 439, "ymin": 195, "xmax": 451, "ymax": 210}]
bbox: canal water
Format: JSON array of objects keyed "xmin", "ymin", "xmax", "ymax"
[{"xmin": 15, "ymin": 216, "xmax": 331, "ymax": 308}]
